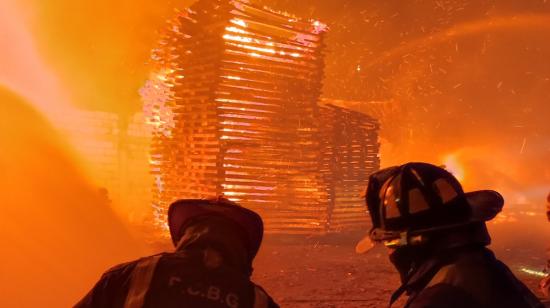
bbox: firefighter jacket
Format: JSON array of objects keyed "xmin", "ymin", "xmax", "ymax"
[
  {"xmin": 394, "ymin": 246, "xmax": 544, "ymax": 308},
  {"xmin": 75, "ymin": 248, "xmax": 279, "ymax": 308}
]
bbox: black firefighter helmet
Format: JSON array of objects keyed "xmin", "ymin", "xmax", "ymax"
[
  {"xmin": 168, "ymin": 197, "xmax": 264, "ymax": 260},
  {"xmin": 356, "ymin": 162, "xmax": 504, "ymax": 253}
]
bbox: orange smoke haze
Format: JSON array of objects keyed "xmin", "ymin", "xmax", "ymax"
[
  {"xmin": 14, "ymin": 0, "xmax": 194, "ymax": 115},
  {"xmin": 256, "ymin": 1, "xmax": 550, "ymax": 206},
  {"xmin": 1, "ymin": 0, "xmax": 550, "ymax": 306},
  {"xmin": 5, "ymin": 0, "xmax": 550, "ymax": 205},
  {"xmin": 0, "ymin": 0, "xmax": 76, "ymax": 129},
  {"xmin": 0, "ymin": 1, "xmax": 167, "ymax": 306},
  {"xmin": 0, "ymin": 87, "xmax": 149, "ymax": 307}
]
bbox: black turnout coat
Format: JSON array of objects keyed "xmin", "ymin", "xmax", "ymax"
[
  {"xmin": 398, "ymin": 246, "xmax": 543, "ymax": 308},
  {"xmin": 75, "ymin": 249, "xmax": 278, "ymax": 308}
]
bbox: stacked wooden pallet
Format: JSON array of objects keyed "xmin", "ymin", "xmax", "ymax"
[
  {"xmin": 319, "ymin": 104, "xmax": 380, "ymax": 232},
  {"xmin": 140, "ymin": 13, "xmax": 181, "ymax": 230},
  {"xmin": 142, "ymin": 0, "xmax": 330, "ymax": 234}
]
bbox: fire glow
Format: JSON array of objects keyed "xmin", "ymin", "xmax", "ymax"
[
  {"xmin": 141, "ymin": 0, "xmax": 380, "ymax": 237},
  {"xmin": 2, "ymin": 1, "xmax": 550, "ymax": 307},
  {"xmin": 442, "ymin": 154, "xmax": 465, "ymax": 182}
]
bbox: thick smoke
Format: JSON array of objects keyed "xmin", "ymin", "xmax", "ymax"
[{"xmin": 0, "ymin": 88, "xmax": 149, "ymax": 307}]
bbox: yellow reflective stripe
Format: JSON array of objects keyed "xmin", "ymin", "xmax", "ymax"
[
  {"xmin": 253, "ymin": 286, "xmax": 269, "ymax": 308},
  {"xmin": 124, "ymin": 255, "xmax": 162, "ymax": 308}
]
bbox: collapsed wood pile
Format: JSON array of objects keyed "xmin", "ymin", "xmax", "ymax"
[{"xmin": 141, "ymin": 0, "xmax": 379, "ymax": 234}]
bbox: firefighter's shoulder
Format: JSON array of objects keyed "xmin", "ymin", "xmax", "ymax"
[
  {"xmin": 102, "ymin": 253, "xmax": 165, "ymax": 278},
  {"xmin": 410, "ymin": 283, "xmax": 482, "ymax": 308}
]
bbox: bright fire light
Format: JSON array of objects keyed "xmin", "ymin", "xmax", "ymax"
[{"xmin": 442, "ymin": 154, "xmax": 465, "ymax": 182}]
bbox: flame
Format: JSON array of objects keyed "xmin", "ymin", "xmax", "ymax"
[
  {"xmin": 230, "ymin": 18, "xmax": 248, "ymax": 28},
  {"xmin": 442, "ymin": 154, "xmax": 465, "ymax": 182}
]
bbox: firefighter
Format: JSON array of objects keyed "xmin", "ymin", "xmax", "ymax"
[
  {"xmin": 356, "ymin": 162, "xmax": 544, "ymax": 308},
  {"xmin": 76, "ymin": 197, "xmax": 279, "ymax": 308}
]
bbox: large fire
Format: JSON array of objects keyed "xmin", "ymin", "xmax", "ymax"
[{"xmin": 1, "ymin": 0, "xmax": 549, "ymax": 307}]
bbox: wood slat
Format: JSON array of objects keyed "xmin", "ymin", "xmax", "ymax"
[{"xmin": 142, "ymin": 0, "xmax": 379, "ymax": 236}]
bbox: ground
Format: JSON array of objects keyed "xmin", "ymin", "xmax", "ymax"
[
  {"xmin": 147, "ymin": 210, "xmax": 549, "ymax": 307},
  {"xmin": 253, "ymin": 237, "xmax": 402, "ymax": 307},
  {"xmin": 252, "ymin": 212, "xmax": 550, "ymax": 307}
]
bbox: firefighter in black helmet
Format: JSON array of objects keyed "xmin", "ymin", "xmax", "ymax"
[
  {"xmin": 76, "ymin": 197, "xmax": 279, "ymax": 308},
  {"xmin": 356, "ymin": 162, "xmax": 543, "ymax": 308}
]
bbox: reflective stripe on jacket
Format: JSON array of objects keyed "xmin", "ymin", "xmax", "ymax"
[{"xmin": 124, "ymin": 255, "xmax": 269, "ymax": 308}]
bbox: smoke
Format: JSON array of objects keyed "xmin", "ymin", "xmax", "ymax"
[
  {"xmin": 1, "ymin": 1, "xmax": 548, "ymax": 305},
  {"xmin": 0, "ymin": 1, "xmax": 155, "ymax": 306},
  {"xmin": 19, "ymin": 0, "xmax": 195, "ymax": 115},
  {"xmin": 15, "ymin": 0, "xmax": 549, "ymax": 202},
  {"xmin": 0, "ymin": 0, "xmax": 75, "ymax": 127},
  {"xmin": 0, "ymin": 87, "xmax": 149, "ymax": 307},
  {"xmin": 258, "ymin": 0, "xmax": 550, "ymax": 204}
]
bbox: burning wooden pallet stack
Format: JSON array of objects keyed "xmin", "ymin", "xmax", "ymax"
[
  {"xmin": 141, "ymin": 0, "xmax": 380, "ymax": 235},
  {"xmin": 142, "ymin": 0, "xmax": 329, "ymax": 233},
  {"xmin": 319, "ymin": 104, "xmax": 380, "ymax": 232}
]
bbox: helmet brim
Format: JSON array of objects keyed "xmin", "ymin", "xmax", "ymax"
[
  {"xmin": 465, "ymin": 190, "xmax": 504, "ymax": 222},
  {"xmin": 355, "ymin": 190, "xmax": 504, "ymax": 254},
  {"xmin": 355, "ymin": 234, "xmax": 376, "ymax": 254}
]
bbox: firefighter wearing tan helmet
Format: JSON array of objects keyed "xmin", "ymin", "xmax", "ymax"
[{"xmin": 357, "ymin": 162, "xmax": 544, "ymax": 308}]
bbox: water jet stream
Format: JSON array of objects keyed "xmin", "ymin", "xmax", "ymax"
[
  {"xmin": 365, "ymin": 14, "xmax": 550, "ymax": 69},
  {"xmin": 0, "ymin": 2, "xmax": 150, "ymax": 307}
]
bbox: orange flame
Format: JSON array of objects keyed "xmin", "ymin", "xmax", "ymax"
[{"xmin": 442, "ymin": 154, "xmax": 465, "ymax": 182}]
